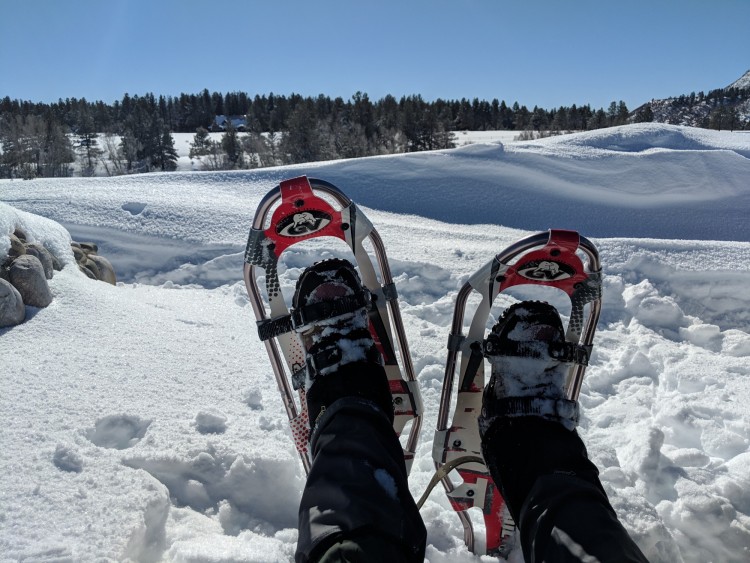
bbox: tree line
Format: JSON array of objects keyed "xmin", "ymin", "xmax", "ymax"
[{"xmin": 1, "ymin": 86, "xmax": 745, "ymax": 179}]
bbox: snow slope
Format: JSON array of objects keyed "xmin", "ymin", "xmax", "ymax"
[{"xmin": 1, "ymin": 123, "xmax": 750, "ymax": 562}]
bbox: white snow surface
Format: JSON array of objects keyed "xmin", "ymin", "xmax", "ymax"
[{"xmin": 1, "ymin": 123, "xmax": 750, "ymax": 562}]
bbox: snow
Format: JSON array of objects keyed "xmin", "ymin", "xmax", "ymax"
[
  {"xmin": 1, "ymin": 123, "xmax": 750, "ymax": 562},
  {"xmin": 727, "ymin": 69, "xmax": 750, "ymax": 91}
]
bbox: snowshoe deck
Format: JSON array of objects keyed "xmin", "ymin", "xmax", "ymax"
[
  {"xmin": 244, "ymin": 176, "xmax": 423, "ymax": 473},
  {"xmin": 433, "ymin": 229, "xmax": 602, "ymax": 556}
]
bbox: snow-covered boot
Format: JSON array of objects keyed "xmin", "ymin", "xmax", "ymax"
[
  {"xmin": 478, "ymin": 301, "xmax": 599, "ymax": 521},
  {"xmin": 478, "ymin": 300, "xmax": 580, "ymax": 435},
  {"xmin": 292, "ymin": 258, "xmax": 392, "ymax": 427}
]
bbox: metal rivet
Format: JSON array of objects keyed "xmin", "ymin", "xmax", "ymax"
[
  {"xmin": 341, "ymin": 223, "xmax": 350, "ymax": 231},
  {"xmin": 550, "ymin": 249, "xmax": 561, "ymax": 257},
  {"xmin": 394, "ymin": 397, "xmax": 403, "ymax": 405},
  {"xmin": 467, "ymin": 489, "xmax": 475, "ymax": 497},
  {"xmin": 453, "ymin": 439, "xmax": 462, "ymax": 447},
  {"xmin": 294, "ymin": 199, "xmax": 304, "ymax": 208}
]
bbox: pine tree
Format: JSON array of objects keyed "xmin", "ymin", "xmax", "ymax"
[
  {"xmin": 41, "ymin": 114, "xmax": 75, "ymax": 177},
  {"xmin": 281, "ymin": 102, "xmax": 324, "ymax": 163},
  {"xmin": 616, "ymin": 101, "xmax": 629, "ymax": 125},
  {"xmin": 189, "ymin": 127, "xmax": 212, "ymax": 158},
  {"xmin": 76, "ymin": 108, "xmax": 103, "ymax": 176},
  {"xmin": 634, "ymin": 105, "xmax": 654, "ymax": 123},
  {"xmin": 154, "ymin": 129, "xmax": 178, "ymax": 171},
  {"xmin": 221, "ymin": 122, "xmax": 244, "ymax": 168}
]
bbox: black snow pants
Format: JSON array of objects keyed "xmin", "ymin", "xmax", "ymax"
[
  {"xmin": 295, "ymin": 395, "xmax": 426, "ymax": 562},
  {"xmin": 482, "ymin": 417, "xmax": 650, "ymax": 563},
  {"xmin": 296, "ymin": 363, "xmax": 649, "ymax": 563}
]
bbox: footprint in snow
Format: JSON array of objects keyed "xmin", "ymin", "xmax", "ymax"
[
  {"xmin": 85, "ymin": 414, "xmax": 151, "ymax": 449},
  {"xmin": 122, "ymin": 202, "xmax": 147, "ymax": 215}
]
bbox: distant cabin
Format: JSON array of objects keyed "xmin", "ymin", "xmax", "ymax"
[{"xmin": 211, "ymin": 115, "xmax": 247, "ymax": 132}]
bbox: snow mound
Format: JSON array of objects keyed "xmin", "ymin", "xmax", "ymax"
[{"xmin": 518, "ymin": 123, "xmax": 750, "ymax": 157}]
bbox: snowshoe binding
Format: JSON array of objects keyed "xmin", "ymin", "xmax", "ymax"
[
  {"xmin": 291, "ymin": 258, "xmax": 393, "ymax": 429},
  {"xmin": 479, "ymin": 300, "xmax": 581, "ymax": 435},
  {"xmin": 244, "ymin": 176, "xmax": 422, "ymax": 474},
  {"xmin": 431, "ymin": 230, "xmax": 602, "ymax": 556}
]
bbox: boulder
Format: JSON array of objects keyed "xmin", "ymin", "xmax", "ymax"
[
  {"xmin": 50, "ymin": 252, "xmax": 63, "ymax": 272},
  {"xmin": 84, "ymin": 258, "xmax": 101, "ymax": 280},
  {"xmin": 79, "ymin": 242, "xmax": 99, "ymax": 254},
  {"xmin": 0, "ymin": 278, "xmax": 25, "ymax": 327},
  {"xmin": 9, "ymin": 255, "xmax": 53, "ymax": 308},
  {"xmin": 24, "ymin": 243, "xmax": 54, "ymax": 280},
  {"xmin": 71, "ymin": 245, "xmax": 87, "ymax": 265},
  {"xmin": 88, "ymin": 254, "xmax": 117, "ymax": 285},
  {"xmin": 9, "ymin": 234, "xmax": 26, "ymax": 259},
  {"xmin": 79, "ymin": 265, "xmax": 97, "ymax": 280}
]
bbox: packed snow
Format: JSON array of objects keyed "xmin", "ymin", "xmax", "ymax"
[{"xmin": 1, "ymin": 123, "xmax": 750, "ymax": 562}]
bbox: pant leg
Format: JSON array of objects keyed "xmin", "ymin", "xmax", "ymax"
[
  {"xmin": 296, "ymin": 395, "xmax": 426, "ymax": 563},
  {"xmin": 314, "ymin": 532, "xmax": 421, "ymax": 563},
  {"xmin": 482, "ymin": 417, "xmax": 648, "ymax": 563}
]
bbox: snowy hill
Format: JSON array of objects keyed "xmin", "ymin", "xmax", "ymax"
[
  {"xmin": 1, "ymin": 123, "xmax": 750, "ymax": 562},
  {"xmin": 635, "ymin": 69, "xmax": 750, "ymax": 129},
  {"xmin": 728, "ymin": 69, "xmax": 750, "ymax": 90}
]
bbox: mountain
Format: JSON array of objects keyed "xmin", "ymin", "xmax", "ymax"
[
  {"xmin": 632, "ymin": 69, "xmax": 750, "ymax": 129},
  {"xmin": 727, "ymin": 68, "xmax": 750, "ymax": 90}
]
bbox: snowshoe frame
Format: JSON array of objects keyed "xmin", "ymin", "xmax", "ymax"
[
  {"xmin": 433, "ymin": 229, "xmax": 602, "ymax": 555},
  {"xmin": 244, "ymin": 176, "xmax": 423, "ymax": 473}
]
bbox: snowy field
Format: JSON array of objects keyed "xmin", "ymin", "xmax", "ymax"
[
  {"xmin": 87, "ymin": 130, "xmax": 523, "ymax": 177},
  {"xmin": 1, "ymin": 123, "xmax": 750, "ymax": 562}
]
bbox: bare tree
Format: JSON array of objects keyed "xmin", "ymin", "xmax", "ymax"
[{"xmin": 100, "ymin": 133, "xmax": 126, "ymax": 176}]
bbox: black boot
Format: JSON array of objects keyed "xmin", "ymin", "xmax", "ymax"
[
  {"xmin": 477, "ymin": 302, "xmax": 648, "ymax": 563},
  {"xmin": 292, "ymin": 258, "xmax": 393, "ymax": 427},
  {"xmin": 294, "ymin": 260, "xmax": 426, "ymax": 562}
]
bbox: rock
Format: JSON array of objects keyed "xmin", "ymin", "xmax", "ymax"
[
  {"xmin": 88, "ymin": 254, "xmax": 117, "ymax": 285},
  {"xmin": 84, "ymin": 258, "xmax": 101, "ymax": 280},
  {"xmin": 9, "ymin": 234, "xmax": 26, "ymax": 259},
  {"xmin": 9, "ymin": 255, "xmax": 53, "ymax": 308},
  {"xmin": 0, "ymin": 278, "xmax": 25, "ymax": 327},
  {"xmin": 50, "ymin": 252, "xmax": 63, "ymax": 271},
  {"xmin": 79, "ymin": 264, "xmax": 97, "ymax": 279},
  {"xmin": 24, "ymin": 243, "xmax": 54, "ymax": 280},
  {"xmin": 71, "ymin": 245, "xmax": 87, "ymax": 265},
  {"xmin": 13, "ymin": 229, "xmax": 27, "ymax": 242},
  {"xmin": 79, "ymin": 242, "xmax": 99, "ymax": 254}
]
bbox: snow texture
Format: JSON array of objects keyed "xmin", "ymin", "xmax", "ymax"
[{"xmin": 1, "ymin": 123, "xmax": 750, "ymax": 562}]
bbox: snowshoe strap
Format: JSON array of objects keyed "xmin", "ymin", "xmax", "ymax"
[
  {"xmin": 483, "ymin": 338, "xmax": 591, "ymax": 366},
  {"xmin": 289, "ymin": 344, "xmax": 344, "ymax": 390},
  {"xmin": 291, "ymin": 329, "xmax": 376, "ymax": 390},
  {"xmin": 460, "ymin": 341, "xmax": 485, "ymax": 392},
  {"xmin": 256, "ymin": 290, "xmax": 371, "ymax": 341},
  {"xmin": 304, "ymin": 344, "xmax": 344, "ymax": 386},
  {"xmin": 484, "ymin": 397, "xmax": 580, "ymax": 429}
]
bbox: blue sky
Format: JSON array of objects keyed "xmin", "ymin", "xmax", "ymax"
[{"xmin": 1, "ymin": 0, "xmax": 748, "ymax": 111}]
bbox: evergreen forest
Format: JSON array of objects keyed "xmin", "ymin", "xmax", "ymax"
[{"xmin": 1, "ymin": 86, "xmax": 748, "ymax": 179}]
